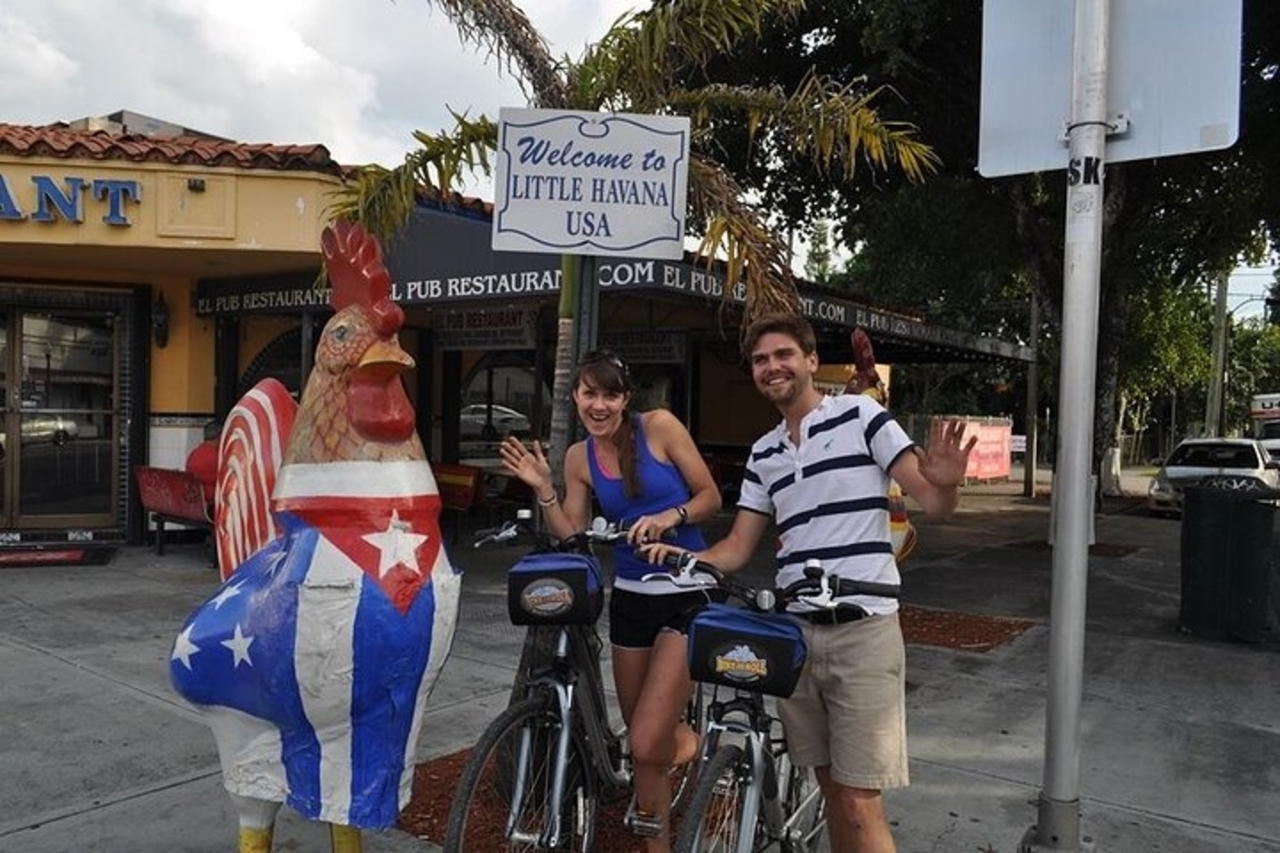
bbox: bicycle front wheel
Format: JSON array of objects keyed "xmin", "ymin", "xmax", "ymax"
[
  {"xmin": 443, "ymin": 694, "xmax": 598, "ymax": 852},
  {"xmin": 673, "ymin": 743, "xmax": 749, "ymax": 853}
]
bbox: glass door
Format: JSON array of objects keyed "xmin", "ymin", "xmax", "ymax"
[{"xmin": 1, "ymin": 311, "xmax": 119, "ymax": 527}]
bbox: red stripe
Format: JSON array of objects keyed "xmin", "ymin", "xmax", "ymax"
[{"xmin": 216, "ymin": 379, "xmax": 297, "ymax": 580}]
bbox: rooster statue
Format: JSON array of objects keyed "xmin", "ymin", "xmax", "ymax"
[
  {"xmin": 169, "ymin": 221, "xmax": 461, "ymax": 853},
  {"xmin": 843, "ymin": 328, "xmax": 918, "ymax": 562}
]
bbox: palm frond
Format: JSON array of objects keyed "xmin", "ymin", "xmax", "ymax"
[
  {"xmin": 577, "ymin": 0, "xmax": 806, "ymax": 112},
  {"xmin": 672, "ymin": 71, "xmax": 941, "ymax": 183},
  {"xmin": 686, "ymin": 155, "xmax": 801, "ymax": 332},
  {"xmin": 327, "ymin": 111, "xmax": 498, "ymax": 244}
]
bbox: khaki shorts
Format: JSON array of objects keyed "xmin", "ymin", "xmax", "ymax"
[{"xmin": 777, "ymin": 611, "xmax": 908, "ymax": 791}]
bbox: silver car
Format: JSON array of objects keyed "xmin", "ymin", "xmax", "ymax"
[
  {"xmin": 459, "ymin": 404, "xmax": 530, "ymax": 439},
  {"xmin": 1147, "ymin": 438, "xmax": 1280, "ymax": 517}
]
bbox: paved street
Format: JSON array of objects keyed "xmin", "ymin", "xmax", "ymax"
[{"xmin": 1, "ymin": 466, "xmax": 1278, "ymax": 851}]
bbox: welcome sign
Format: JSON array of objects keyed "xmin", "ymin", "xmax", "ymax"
[{"xmin": 492, "ymin": 108, "xmax": 690, "ymax": 259}]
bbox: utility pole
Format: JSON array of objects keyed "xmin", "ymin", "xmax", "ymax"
[
  {"xmin": 1024, "ymin": 295, "xmax": 1041, "ymax": 497},
  {"xmin": 1204, "ymin": 274, "xmax": 1229, "ymax": 436},
  {"xmin": 1022, "ymin": 0, "xmax": 1107, "ymax": 849}
]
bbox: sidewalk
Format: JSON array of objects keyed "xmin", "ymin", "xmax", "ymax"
[{"xmin": 1, "ymin": 467, "xmax": 1277, "ymax": 852}]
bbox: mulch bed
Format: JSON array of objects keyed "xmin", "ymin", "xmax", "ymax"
[{"xmin": 397, "ymin": 605, "xmax": 1034, "ymax": 847}]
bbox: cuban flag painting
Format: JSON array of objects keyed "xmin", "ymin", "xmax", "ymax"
[{"xmin": 169, "ymin": 459, "xmax": 461, "ymax": 829}]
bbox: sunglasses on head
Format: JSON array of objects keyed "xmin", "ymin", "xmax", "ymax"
[{"xmin": 578, "ymin": 349, "xmax": 628, "ymax": 374}]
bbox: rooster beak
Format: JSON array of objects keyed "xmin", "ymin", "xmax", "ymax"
[{"xmin": 359, "ymin": 339, "xmax": 415, "ymax": 371}]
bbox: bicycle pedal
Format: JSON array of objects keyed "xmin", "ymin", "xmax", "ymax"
[
  {"xmin": 626, "ymin": 811, "xmax": 665, "ymax": 838},
  {"xmin": 623, "ymin": 797, "xmax": 665, "ymax": 838}
]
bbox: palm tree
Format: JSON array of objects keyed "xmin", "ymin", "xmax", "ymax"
[
  {"xmin": 330, "ymin": 0, "xmax": 940, "ymax": 721},
  {"xmin": 331, "ymin": 0, "xmax": 939, "ymax": 475}
]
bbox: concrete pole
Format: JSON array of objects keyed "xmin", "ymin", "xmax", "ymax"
[
  {"xmin": 1023, "ymin": 0, "xmax": 1107, "ymax": 850},
  {"xmin": 1024, "ymin": 295, "xmax": 1041, "ymax": 497}
]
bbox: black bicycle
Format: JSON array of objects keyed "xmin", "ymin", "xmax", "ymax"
[
  {"xmin": 650, "ymin": 554, "xmax": 901, "ymax": 853},
  {"xmin": 443, "ymin": 512, "xmax": 702, "ymax": 851}
]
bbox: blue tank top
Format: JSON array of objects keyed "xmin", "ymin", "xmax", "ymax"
[{"xmin": 587, "ymin": 415, "xmax": 708, "ymax": 587}]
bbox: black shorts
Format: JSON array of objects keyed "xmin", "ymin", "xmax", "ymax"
[{"xmin": 608, "ymin": 587, "xmax": 724, "ymax": 649}]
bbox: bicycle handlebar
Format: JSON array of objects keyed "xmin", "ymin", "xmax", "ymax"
[
  {"xmin": 472, "ymin": 514, "xmax": 634, "ymax": 551},
  {"xmin": 641, "ymin": 552, "xmax": 899, "ymax": 613}
]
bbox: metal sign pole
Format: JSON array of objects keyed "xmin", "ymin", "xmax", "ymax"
[{"xmin": 1024, "ymin": 0, "xmax": 1108, "ymax": 850}]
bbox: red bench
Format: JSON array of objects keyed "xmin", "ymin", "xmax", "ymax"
[{"xmin": 133, "ymin": 465, "xmax": 213, "ymax": 555}]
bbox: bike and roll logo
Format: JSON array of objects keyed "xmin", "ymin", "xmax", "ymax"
[
  {"xmin": 520, "ymin": 577, "xmax": 577, "ymax": 618},
  {"xmin": 709, "ymin": 641, "xmax": 770, "ymax": 685}
]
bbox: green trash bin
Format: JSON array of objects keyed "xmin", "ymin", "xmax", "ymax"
[{"xmin": 1180, "ymin": 481, "xmax": 1280, "ymax": 643}]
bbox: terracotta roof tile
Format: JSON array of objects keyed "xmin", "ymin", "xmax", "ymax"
[
  {"xmin": 0, "ymin": 122, "xmax": 343, "ymax": 177},
  {"xmin": 415, "ymin": 186, "xmax": 494, "ymax": 217}
]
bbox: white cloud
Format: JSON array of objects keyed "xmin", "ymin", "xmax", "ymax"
[{"xmin": 0, "ymin": 0, "xmax": 637, "ymax": 168}]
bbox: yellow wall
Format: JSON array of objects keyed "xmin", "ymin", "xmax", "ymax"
[
  {"xmin": 0, "ymin": 157, "xmax": 338, "ymax": 252},
  {"xmin": 1, "ymin": 156, "xmax": 340, "ymax": 417}
]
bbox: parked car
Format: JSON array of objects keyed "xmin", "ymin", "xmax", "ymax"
[
  {"xmin": 459, "ymin": 404, "xmax": 530, "ymax": 439},
  {"xmin": 0, "ymin": 415, "xmax": 80, "ymax": 457},
  {"xmin": 1147, "ymin": 437, "xmax": 1280, "ymax": 517}
]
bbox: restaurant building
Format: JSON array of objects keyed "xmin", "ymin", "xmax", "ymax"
[{"xmin": 1, "ymin": 114, "xmax": 1031, "ymax": 558}]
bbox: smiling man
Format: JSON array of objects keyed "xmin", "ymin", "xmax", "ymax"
[{"xmin": 646, "ymin": 312, "xmax": 975, "ymax": 853}]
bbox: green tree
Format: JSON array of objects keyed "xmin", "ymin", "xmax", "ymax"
[
  {"xmin": 685, "ymin": 0, "xmax": 1280, "ymax": 476},
  {"xmin": 1226, "ymin": 319, "xmax": 1280, "ymax": 435},
  {"xmin": 802, "ymin": 218, "xmax": 834, "ymax": 283},
  {"xmin": 330, "ymin": 0, "xmax": 937, "ymax": 477}
]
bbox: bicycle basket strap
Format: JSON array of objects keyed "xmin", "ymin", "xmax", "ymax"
[
  {"xmin": 687, "ymin": 603, "xmax": 808, "ymax": 698},
  {"xmin": 507, "ymin": 553, "xmax": 604, "ymax": 625}
]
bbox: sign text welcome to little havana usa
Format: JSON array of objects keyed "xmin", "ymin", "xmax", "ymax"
[{"xmin": 492, "ymin": 108, "xmax": 691, "ymax": 260}]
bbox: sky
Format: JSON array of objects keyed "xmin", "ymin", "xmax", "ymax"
[
  {"xmin": 0, "ymin": 0, "xmax": 636, "ymax": 183},
  {"xmin": 0, "ymin": 0, "xmax": 1269, "ymax": 291}
]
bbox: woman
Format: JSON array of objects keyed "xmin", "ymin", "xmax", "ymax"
[{"xmin": 498, "ymin": 349, "xmax": 721, "ymax": 852}]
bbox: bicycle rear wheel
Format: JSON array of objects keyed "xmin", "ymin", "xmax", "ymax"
[
  {"xmin": 444, "ymin": 694, "xmax": 598, "ymax": 852},
  {"xmin": 672, "ymin": 744, "xmax": 748, "ymax": 853}
]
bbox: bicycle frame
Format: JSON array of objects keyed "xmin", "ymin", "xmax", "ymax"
[
  {"xmin": 506, "ymin": 623, "xmax": 628, "ymax": 847},
  {"xmin": 700, "ymin": 688, "xmax": 824, "ymax": 853}
]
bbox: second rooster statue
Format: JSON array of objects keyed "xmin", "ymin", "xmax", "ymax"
[{"xmin": 169, "ymin": 221, "xmax": 461, "ymax": 853}]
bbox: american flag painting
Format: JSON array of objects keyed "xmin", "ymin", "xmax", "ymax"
[
  {"xmin": 216, "ymin": 378, "xmax": 297, "ymax": 581},
  {"xmin": 170, "ymin": 459, "xmax": 461, "ymax": 828}
]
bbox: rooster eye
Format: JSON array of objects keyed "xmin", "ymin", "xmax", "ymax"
[{"xmin": 331, "ymin": 324, "xmax": 350, "ymax": 342}]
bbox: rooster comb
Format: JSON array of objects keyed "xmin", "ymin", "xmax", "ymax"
[{"xmin": 322, "ymin": 220, "xmax": 393, "ymax": 313}]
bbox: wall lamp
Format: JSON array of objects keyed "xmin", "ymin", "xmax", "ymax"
[{"xmin": 153, "ymin": 293, "xmax": 170, "ymax": 348}]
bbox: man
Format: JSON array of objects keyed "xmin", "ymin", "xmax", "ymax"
[{"xmin": 647, "ymin": 312, "xmax": 975, "ymax": 852}]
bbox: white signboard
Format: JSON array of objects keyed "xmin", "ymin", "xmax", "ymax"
[
  {"xmin": 493, "ymin": 108, "xmax": 690, "ymax": 259},
  {"xmin": 979, "ymin": 0, "xmax": 1243, "ymax": 177}
]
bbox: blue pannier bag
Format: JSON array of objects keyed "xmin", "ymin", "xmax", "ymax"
[
  {"xmin": 687, "ymin": 603, "xmax": 808, "ymax": 698},
  {"xmin": 507, "ymin": 552, "xmax": 604, "ymax": 625}
]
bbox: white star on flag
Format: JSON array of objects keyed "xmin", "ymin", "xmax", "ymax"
[
  {"xmin": 171, "ymin": 626, "xmax": 201, "ymax": 670},
  {"xmin": 221, "ymin": 623, "xmax": 254, "ymax": 668},
  {"xmin": 210, "ymin": 580, "xmax": 245, "ymax": 610},
  {"xmin": 362, "ymin": 509, "xmax": 429, "ymax": 578}
]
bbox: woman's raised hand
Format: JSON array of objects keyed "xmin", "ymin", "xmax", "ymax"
[{"xmin": 499, "ymin": 436, "xmax": 552, "ymax": 492}]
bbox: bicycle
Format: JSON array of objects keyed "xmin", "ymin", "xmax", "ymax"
[
  {"xmin": 653, "ymin": 554, "xmax": 901, "ymax": 853},
  {"xmin": 443, "ymin": 511, "xmax": 703, "ymax": 852}
]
